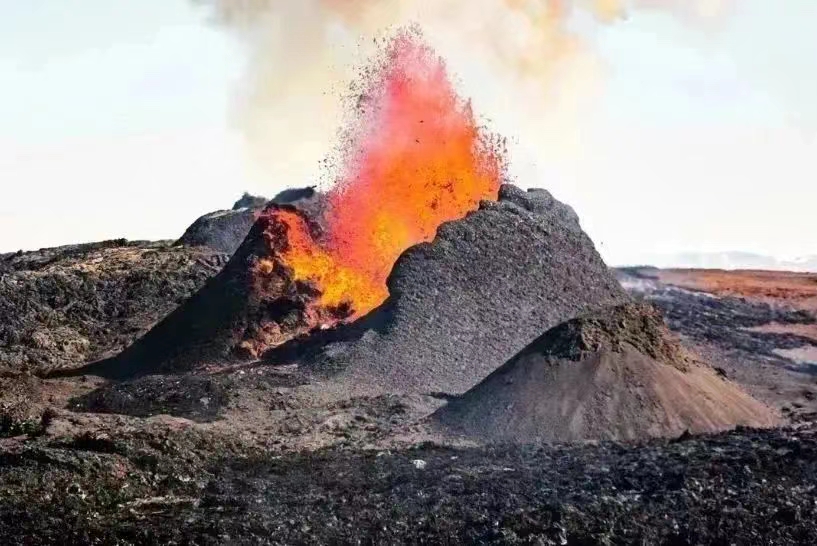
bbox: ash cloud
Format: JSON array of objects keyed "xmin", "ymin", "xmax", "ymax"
[{"xmin": 198, "ymin": 0, "xmax": 732, "ymax": 191}]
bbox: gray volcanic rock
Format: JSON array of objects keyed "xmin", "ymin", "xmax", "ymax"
[
  {"xmin": 297, "ymin": 184, "xmax": 628, "ymax": 394},
  {"xmin": 433, "ymin": 303, "xmax": 780, "ymax": 443},
  {"xmin": 3, "ymin": 424, "xmax": 817, "ymax": 543},
  {"xmin": 270, "ymin": 187, "xmax": 316, "ymax": 206},
  {"xmin": 232, "ymin": 192, "xmax": 268, "ymax": 210},
  {"xmin": 176, "ymin": 188, "xmax": 319, "ymax": 256},
  {"xmin": 176, "ymin": 208, "xmax": 259, "ymax": 255}
]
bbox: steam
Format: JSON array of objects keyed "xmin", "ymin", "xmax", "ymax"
[{"xmin": 200, "ymin": 0, "xmax": 731, "ymax": 190}]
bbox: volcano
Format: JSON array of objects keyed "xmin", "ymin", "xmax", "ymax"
[
  {"xmin": 285, "ymin": 184, "xmax": 628, "ymax": 395},
  {"xmin": 433, "ymin": 303, "xmax": 780, "ymax": 443},
  {"xmin": 75, "ymin": 30, "xmax": 510, "ymax": 380}
]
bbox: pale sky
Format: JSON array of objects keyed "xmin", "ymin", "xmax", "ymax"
[{"xmin": 1, "ymin": 1, "xmax": 816, "ymax": 265}]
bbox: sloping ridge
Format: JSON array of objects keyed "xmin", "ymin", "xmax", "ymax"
[
  {"xmin": 433, "ymin": 303, "xmax": 780, "ymax": 443},
  {"xmin": 295, "ymin": 184, "xmax": 629, "ymax": 395},
  {"xmin": 74, "ymin": 201, "xmax": 330, "ymax": 380}
]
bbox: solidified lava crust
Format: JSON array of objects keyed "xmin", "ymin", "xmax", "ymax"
[{"xmin": 1, "ymin": 425, "xmax": 816, "ymax": 544}]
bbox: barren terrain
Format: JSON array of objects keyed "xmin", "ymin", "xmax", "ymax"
[
  {"xmin": 618, "ymin": 267, "xmax": 817, "ymax": 423},
  {"xmin": 2, "ymin": 245, "xmax": 817, "ymax": 543},
  {"xmin": 655, "ymin": 268, "xmax": 817, "ymax": 314},
  {"xmin": 0, "ymin": 240, "xmax": 227, "ymax": 374}
]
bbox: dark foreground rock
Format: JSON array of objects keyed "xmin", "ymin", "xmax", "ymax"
[
  {"xmin": 434, "ymin": 303, "xmax": 779, "ymax": 443},
  {"xmin": 293, "ymin": 184, "xmax": 628, "ymax": 394},
  {"xmin": 69, "ymin": 374, "xmax": 231, "ymax": 423},
  {"xmin": 0, "ymin": 240, "xmax": 227, "ymax": 374},
  {"xmin": 1, "ymin": 425, "xmax": 816, "ymax": 544}
]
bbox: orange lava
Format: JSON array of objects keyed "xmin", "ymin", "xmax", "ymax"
[
  {"xmin": 269, "ymin": 31, "xmax": 505, "ymax": 318},
  {"xmin": 658, "ymin": 269, "xmax": 817, "ymax": 314}
]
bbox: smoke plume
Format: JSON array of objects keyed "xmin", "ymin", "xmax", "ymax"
[{"xmin": 201, "ymin": 0, "xmax": 730, "ymax": 191}]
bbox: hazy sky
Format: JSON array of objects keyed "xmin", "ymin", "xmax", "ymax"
[{"xmin": 2, "ymin": 1, "xmax": 816, "ymax": 265}]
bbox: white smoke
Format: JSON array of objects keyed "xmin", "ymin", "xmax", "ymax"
[{"xmin": 201, "ymin": 0, "xmax": 731, "ymax": 192}]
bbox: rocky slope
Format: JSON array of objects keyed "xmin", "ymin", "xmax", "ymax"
[
  {"xmin": 79, "ymin": 199, "xmax": 339, "ymax": 380},
  {"xmin": 0, "ymin": 240, "xmax": 227, "ymax": 374}
]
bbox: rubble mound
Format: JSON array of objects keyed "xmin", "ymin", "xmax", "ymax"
[
  {"xmin": 292, "ymin": 184, "xmax": 628, "ymax": 394},
  {"xmin": 79, "ymin": 202, "xmax": 342, "ymax": 380},
  {"xmin": 434, "ymin": 303, "xmax": 780, "ymax": 443},
  {"xmin": 0, "ymin": 240, "xmax": 226, "ymax": 374}
]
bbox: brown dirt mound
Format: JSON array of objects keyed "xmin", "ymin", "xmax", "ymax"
[{"xmin": 433, "ymin": 303, "xmax": 780, "ymax": 443}]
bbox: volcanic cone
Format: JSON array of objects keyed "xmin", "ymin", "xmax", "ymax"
[
  {"xmin": 433, "ymin": 302, "xmax": 780, "ymax": 443},
  {"xmin": 76, "ymin": 30, "xmax": 511, "ymax": 381},
  {"xmin": 77, "ymin": 198, "xmax": 339, "ymax": 380},
  {"xmin": 290, "ymin": 184, "xmax": 629, "ymax": 394}
]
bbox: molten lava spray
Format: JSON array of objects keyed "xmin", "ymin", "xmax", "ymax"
[
  {"xmin": 203, "ymin": 0, "xmax": 733, "ymax": 324},
  {"xmin": 262, "ymin": 31, "xmax": 505, "ymax": 317}
]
